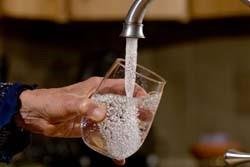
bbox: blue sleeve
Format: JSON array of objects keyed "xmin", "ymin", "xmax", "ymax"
[{"xmin": 0, "ymin": 83, "xmax": 36, "ymax": 163}]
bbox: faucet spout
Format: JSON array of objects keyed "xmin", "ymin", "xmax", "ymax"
[
  {"xmin": 224, "ymin": 149, "xmax": 250, "ymax": 166},
  {"xmin": 120, "ymin": 0, "xmax": 153, "ymax": 38}
]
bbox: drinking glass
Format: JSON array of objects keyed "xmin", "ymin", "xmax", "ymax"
[{"xmin": 81, "ymin": 58, "xmax": 166, "ymax": 160}]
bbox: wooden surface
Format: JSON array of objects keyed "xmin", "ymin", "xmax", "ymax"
[
  {"xmin": 69, "ymin": 0, "xmax": 189, "ymax": 21},
  {"xmin": 1, "ymin": 0, "xmax": 69, "ymax": 22},
  {"xmin": 0, "ymin": 0, "xmax": 250, "ymax": 21},
  {"xmin": 69, "ymin": 0, "xmax": 132, "ymax": 21},
  {"xmin": 147, "ymin": 0, "xmax": 189, "ymax": 21},
  {"xmin": 191, "ymin": 0, "xmax": 250, "ymax": 19}
]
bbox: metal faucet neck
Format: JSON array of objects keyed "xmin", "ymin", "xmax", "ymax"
[{"xmin": 120, "ymin": 0, "xmax": 153, "ymax": 38}]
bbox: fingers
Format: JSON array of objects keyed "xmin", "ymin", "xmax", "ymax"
[
  {"xmin": 63, "ymin": 77, "xmax": 103, "ymax": 97},
  {"xmin": 99, "ymin": 79, "xmax": 147, "ymax": 97},
  {"xmin": 113, "ymin": 159, "xmax": 126, "ymax": 166},
  {"xmin": 16, "ymin": 113, "xmax": 83, "ymax": 138},
  {"xmin": 99, "ymin": 79, "xmax": 125, "ymax": 95},
  {"xmin": 48, "ymin": 121, "xmax": 82, "ymax": 138},
  {"xmin": 59, "ymin": 96, "xmax": 106, "ymax": 123},
  {"xmin": 134, "ymin": 84, "xmax": 147, "ymax": 97},
  {"xmin": 16, "ymin": 115, "xmax": 54, "ymax": 136},
  {"xmin": 65, "ymin": 77, "xmax": 147, "ymax": 98},
  {"xmin": 138, "ymin": 109, "xmax": 154, "ymax": 122},
  {"xmin": 78, "ymin": 98, "xmax": 106, "ymax": 122}
]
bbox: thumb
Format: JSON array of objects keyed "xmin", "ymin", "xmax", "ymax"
[{"xmin": 79, "ymin": 98, "xmax": 106, "ymax": 122}]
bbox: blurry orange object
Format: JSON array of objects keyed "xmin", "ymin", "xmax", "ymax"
[{"xmin": 191, "ymin": 133, "xmax": 241, "ymax": 159}]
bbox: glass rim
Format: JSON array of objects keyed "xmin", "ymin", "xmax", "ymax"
[{"xmin": 115, "ymin": 58, "xmax": 166, "ymax": 85}]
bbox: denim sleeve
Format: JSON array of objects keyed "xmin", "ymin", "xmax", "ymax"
[{"xmin": 0, "ymin": 83, "xmax": 36, "ymax": 163}]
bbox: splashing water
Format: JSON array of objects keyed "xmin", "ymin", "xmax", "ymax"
[
  {"xmin": 88, "ymin": 93, "xmax": 160, "ymax": 160},
  {"xmin": 125, "ymin": 38, "xmax": 138, "ymax": 97}
]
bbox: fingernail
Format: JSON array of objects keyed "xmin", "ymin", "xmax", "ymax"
[{"xmin": 87, "ymin": 107, "xmax": 106, "ymax": 122}]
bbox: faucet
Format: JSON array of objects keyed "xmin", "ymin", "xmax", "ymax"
[
  {"xmin": 121, "ymin": 0, "xmax": 250, "ymax": 39},
  {"xmin": 120, "ymin": 0, "xmax": 153, "ymax": 38},
  {"xmin": 224, "ymin": 149, "xmax": 250, "ymax": 166}
]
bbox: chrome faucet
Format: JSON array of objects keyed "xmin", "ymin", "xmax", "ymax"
[
  {"xmin": 120, "ymin": 0, "xmax": 153, "ymax": 38},
  {"xmin": 224, "ymin": 149, "xmax": 250, "ymax": 166}
]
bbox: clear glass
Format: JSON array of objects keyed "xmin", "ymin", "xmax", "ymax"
[{"xmin": 81, "ymin": 58, "xmax": 166, "ymax": 160}]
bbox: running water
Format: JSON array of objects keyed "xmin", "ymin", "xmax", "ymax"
[{"xmin": 125, "ymin": 38, "xmax": 138, "ymax": 97}]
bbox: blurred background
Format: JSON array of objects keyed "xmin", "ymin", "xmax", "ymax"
[{"xmin": 1, "ymin": 0, "xmax": 250, "ymax": 167}]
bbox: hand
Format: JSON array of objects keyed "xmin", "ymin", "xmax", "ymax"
[
  {"xmin": 16, "ymin": 77, "xmax": 148, "ymax": 166},
  {"xmin": 16, "ymin": 77, "xmax": 106, "ymax": 138}
]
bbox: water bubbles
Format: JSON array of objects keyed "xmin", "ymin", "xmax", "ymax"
[
  {"xmin": 92, "ymin": 94, "xmax": 140, "ymax": 160},
  {"xmin": 83, "ymin": 93, "xmax": 160, "ymax": 160}
]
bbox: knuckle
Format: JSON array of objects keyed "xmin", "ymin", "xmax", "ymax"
[{"xmin": 79, "ymin": 98, "xmax": 92, "ymax": 113}]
